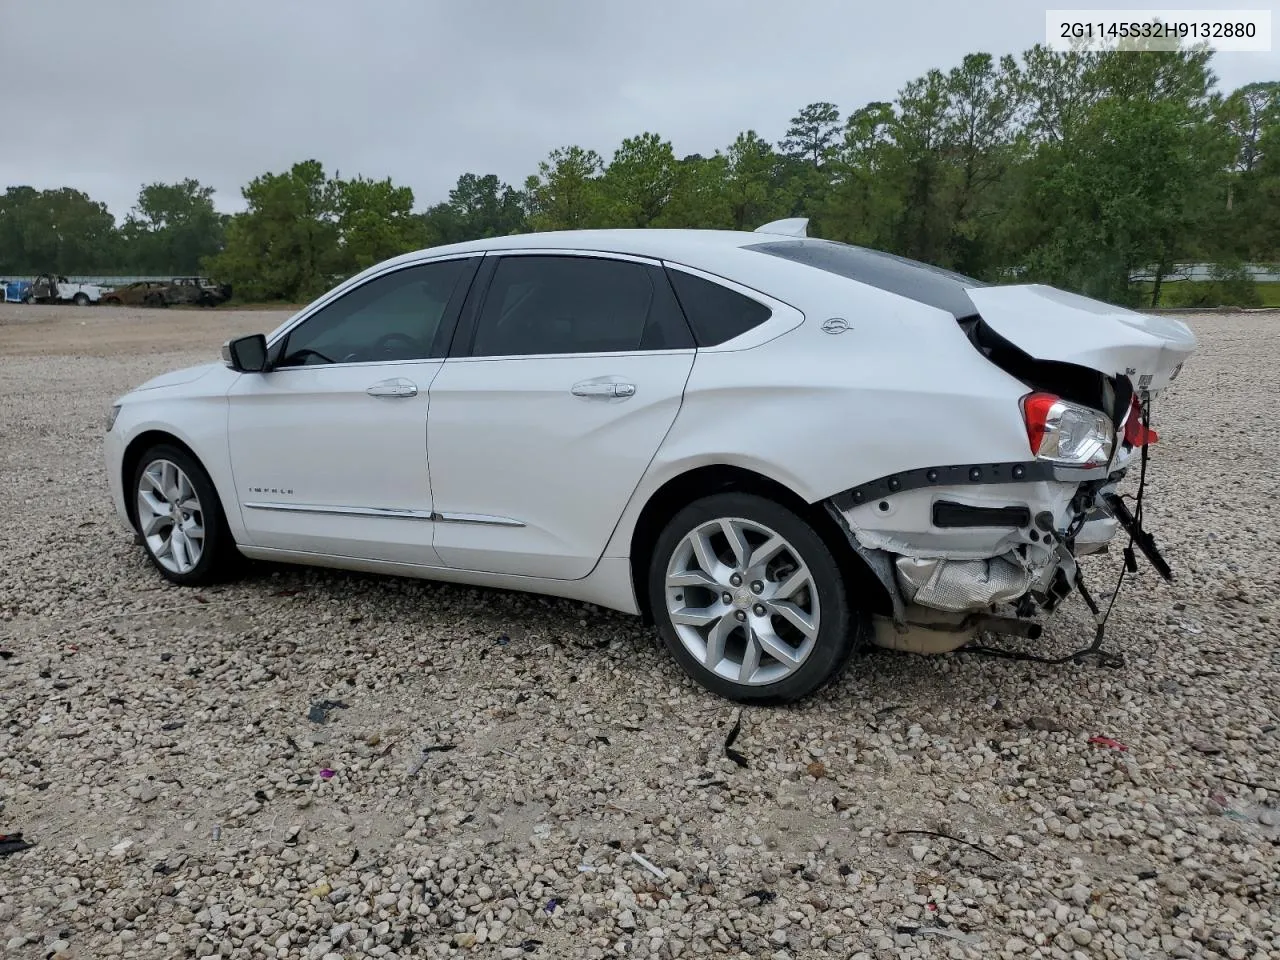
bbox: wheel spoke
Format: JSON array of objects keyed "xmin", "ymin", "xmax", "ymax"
[
  {"xmin": 773, "ymin": 564, "xmax": 812, "ymax": 601},
  {"xmin": 756, "ymin": 627, "xmax": 803, "ymax": 667},
  {"xmin": 162, "ymin": 461, "xmax": 178, "ymax": 501},
  {"xmin": 703, "ymin": 615, "xmax": 734, "ymax": 668},
  {"xmin": 738, "ymin": 627, "xmax": 761, "ymax": 683},
  {"xmin": 748, "ymin": 535, "xmax": 787, "ymax": 570},
  {"xmin": 170, "ymin": 529, "xmax": 190, "ymax": 571},
  {"xmin": 139, "ymin": 490, "xmax": 167, "ymax": 518},
  {"xmin": 143, "ymin": 469, "xmax": 167, "ymax": 498},
  {"xmin": 182, "ymin": 516, "xmax": 204, "ymax": 541},
  {"xmin": 671, "ymin": 604, "xmax": 722, "ymax": 628},
  {"xmin": 768, "ymin": 599, "xmax": 818, "ymax": 638},
  {"xmin": 666, "ymin": 568, "xmax": 721, "ymax": 591},
  {"xmin": 141, "ymin": 511, "xmax": 169, "ymax": 537},
  {"xmin": 720, "ymin": 519, "xmax": 751, "ymax": 570},
  {"xmin": 153, "ymin": 533, "xmax": 173, "ymax": 559},
  {"xmin": 178, "ymin": 497, "xmax": 201, "ymax": 512},
  {"xmin": 690, "ymin": 530, "xmax": 730, "ymax": 582}
]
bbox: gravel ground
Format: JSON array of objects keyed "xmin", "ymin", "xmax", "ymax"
[{"xmin": 1, "ymin": 303, "xmax": 1277, "ymax": 960}]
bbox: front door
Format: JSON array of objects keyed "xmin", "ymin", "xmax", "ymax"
[
  {"xmin": 428, "ymin": 253, "xmax": 696, "ymax": 579},
  {"xmin": 227, "ymin": 256, "xmax": 478, "ymax": 564}
]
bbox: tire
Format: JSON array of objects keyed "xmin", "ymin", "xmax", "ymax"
[
  {"xmin": 23, "ymin": 295, "xmax": 34, "ymax": 305},
  {"xmin": 72, "ymin": 292, "xmax": 90, "ymax": 306},
  {"xmin": 131, "ymin": 444, "xmax": 238, "ymax": 586},
  {"xmin": 648, "ymin": 492, "xmax": 867, "ymax": 704}
]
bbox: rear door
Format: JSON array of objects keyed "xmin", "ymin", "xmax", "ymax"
[{"xmin": 427, "ymin": 252, "xmax": 696, "ymax": 579}]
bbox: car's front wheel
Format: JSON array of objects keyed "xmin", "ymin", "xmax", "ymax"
[
  {"xmin": 649, "ymin": 492, "xmax": 866, "ymax": 704},
  {"xmin": 132, "ymin": 445, "xmax": 237, "ymax": 585}
]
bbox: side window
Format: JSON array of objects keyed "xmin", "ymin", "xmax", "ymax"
[
  {"xmin": 279, "ymin": 259, "xmax": 471, "ymax": 366},
  {"xmin": 470, "ymin": 255, "xmax": 691, "ymax": 357},
  {"xmin": 666, "ymin": 269, "xmax": 773, "ymax": 347}
]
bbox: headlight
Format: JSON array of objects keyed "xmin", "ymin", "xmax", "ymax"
[
  {"xmin": 106, "ymin": 403, "xmax": 121, "ymax": 432},
  {"xmin": 1020, "ymin": 392, "xmax": 1114, "ymax": 468}
]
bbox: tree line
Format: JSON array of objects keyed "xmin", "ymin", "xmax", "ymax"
[{"xmin": 2, "ymin": 45, "xmax": 1276, "ymax": 307}]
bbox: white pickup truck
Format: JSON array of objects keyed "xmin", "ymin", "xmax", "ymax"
[{"xmin": 26, "ymin": 274, "xmax": 106, "ymax": 305}]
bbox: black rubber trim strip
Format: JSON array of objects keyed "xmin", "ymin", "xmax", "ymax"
[
  {"xmin": 822, "ymin": 502, "xmax": 906, "ymax": 626},
  {"xmin": 830, "ymin": 461, "xmax": 1058, "ymax": 510},
  {"xmin": 932, "ymin": 501, "xmax": 1031, "ymax": 529}
]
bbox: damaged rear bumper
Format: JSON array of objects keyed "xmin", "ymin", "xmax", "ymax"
[{"xmin": 825, "ymin": 456, "xmax": 1138, "ymax": 644}]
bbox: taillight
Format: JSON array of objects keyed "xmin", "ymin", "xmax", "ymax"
[
  {"xmin": 1020, "ymin": 392, "xmax": 1115, "ymax": 468},
  {"xmin": 1123, "ymin": 394, "xmax": 1158, "ymax": 447},
  {"xmin": 1021, "ymin": 392, "xmax": 1057, "ymax": 455}
]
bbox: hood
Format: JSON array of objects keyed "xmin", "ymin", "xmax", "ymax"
[
  {"xmin": 130, "ymin": 363, "xmax": 219, "ymax": 393},
  {"xmin": 964, "ymin": 285, "xmax": 1196, "ymax": 392}
]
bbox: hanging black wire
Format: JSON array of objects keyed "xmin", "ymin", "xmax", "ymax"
[{"xmin": 959, "ymin": 392, "xmax": 1154, "ymax": 669}]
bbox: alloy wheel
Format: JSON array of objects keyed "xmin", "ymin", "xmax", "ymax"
[
  {"xmin": 137, "ymin": 459, "xmax": 205, "ymax": 575},
  {"xmin": 664, "ymin": 516, "xmax": 820, "ymax": 686}
]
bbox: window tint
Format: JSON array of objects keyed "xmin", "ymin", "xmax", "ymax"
[
  {"xmin": 746, "ymin": 238, "xmax": 986, "ymax": 319},
  {"xmin": 666, "ymin": 270, "xmax": 773, "ymax": 347},
  {"xmin": 470, "ymin": 256, "xmax": 691, "ymax": 357},
  {"xmin": 279, "ymin": 259, "xmax": 470, "ymax": 366}
]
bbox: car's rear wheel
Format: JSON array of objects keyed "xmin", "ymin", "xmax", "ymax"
[
  {"xmin": 72, "ymin": 292, "xmax": 90, "ymax": 306},
  {"xmin": 648, "ymin": 492, "xmax": 866, "ymax": 704},
  {"xmin": 132, "ymin": 445, "xmax": 236, "ymax": 585}
]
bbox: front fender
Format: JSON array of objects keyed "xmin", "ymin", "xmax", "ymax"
[{"xmin": 108, "ymin": 388, "xmax": 242, "ymax": 543}]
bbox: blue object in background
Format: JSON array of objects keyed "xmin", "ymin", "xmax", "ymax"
[{"xmin": 3, "ymin": 280, "xmax": 32, "ymax": 302}]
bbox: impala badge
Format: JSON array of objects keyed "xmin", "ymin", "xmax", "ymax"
[{"xmin": 821, "ymin": 317, "xmax": 851, "ymax": 335}]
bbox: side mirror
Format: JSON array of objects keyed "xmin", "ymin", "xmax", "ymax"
[{"xmin": 221, "ymin": 334, "xmax": 269, "ymax": 373}]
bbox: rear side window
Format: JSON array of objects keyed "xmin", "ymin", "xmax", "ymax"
[
  {"xmin": 470, "ymin": 255, "xmax": 691, "ymax": 357},
  {"xmin": 666, "ymin": 270, "xmax": 772, "ymax": 347}
]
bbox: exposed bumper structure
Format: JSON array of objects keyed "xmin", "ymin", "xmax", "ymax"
[
  {"xmin": 826, "ymin": 455, "xmax": 1135, "ymax": 639},
  {"xmin": 895, "ymin": 554, "xmax": 1037, "ymax": 613}
]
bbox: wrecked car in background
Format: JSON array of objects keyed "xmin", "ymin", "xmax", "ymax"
[
  {"xmin": 25, "ymin": 273, "xmax": 105, "ymax": 305},
  {"xmin": 164, "ymin": 276, "xmax": 232, "ymax": 306},
  {"xmin": 102, "ymin": 220, "xmax": 1195, "ymax": 703},
  {"xmin": 101, "ymin": 281, "xmax": 172, "ymax": 307}
]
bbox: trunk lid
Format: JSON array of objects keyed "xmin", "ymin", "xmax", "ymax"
[{"xmin": 964, "ymin": 284, "xmax": 1196, "ymax": 392}]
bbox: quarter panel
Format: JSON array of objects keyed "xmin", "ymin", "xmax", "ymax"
[{"xmin": 603, "ymin": 282, "xmax": 1035, "ymax": 558}]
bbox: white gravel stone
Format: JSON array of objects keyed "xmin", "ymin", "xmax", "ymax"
[{"xmin": 0, "ymin": 305, "xmax": 1277, "ymax": 958}]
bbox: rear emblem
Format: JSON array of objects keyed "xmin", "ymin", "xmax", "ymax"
[{"xmin": 821, "ymin": 317, "xmax": 851, "ymax": 335}]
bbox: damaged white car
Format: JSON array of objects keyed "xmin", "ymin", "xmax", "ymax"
[{"xmin": 103, "ymin": 220, "xmax": 1195, "ymax": 702}]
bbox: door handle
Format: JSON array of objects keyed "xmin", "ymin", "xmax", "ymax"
[
  {"xmin": 571, "ymin": 380, "xmax": 636, "ymax": 399},
  {"xmin": 366, "ymin": 378, "xmax": 418, "ymax": 398}
]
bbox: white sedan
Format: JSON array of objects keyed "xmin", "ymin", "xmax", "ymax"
[{"xmin": 104, "ymin": 220, "xmax": 1196, "ymax": 702}]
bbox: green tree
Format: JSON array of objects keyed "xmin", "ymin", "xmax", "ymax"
[
  {"xmin": 1015, "ymin": 48, "xmax": 1231, "ymax": 304},
  {"xmin": 0, "ymin": 186, "xmax": 118, "ymax": 274},
  {"xmin": 654, "ymin": 154, "xmax": 734, "ymax": 228},
  {"xmin": 420, "ymin": 173, "xmax": 527, "ymax": 245},
  {"xmin": 205, "ymin": 160, "xmax": 340, "ymax": 302},
  {"xmin": 780, "ymin": 102, "xmax": 842, "ymax": 167},
  {"xmin": 331, "ymin": 175, "xmax": 425, "ymax": 274},
  {"xmin": 723, "ymin": 131, "xmax": 790, "ymax": 230},
  {"xmin": 121, "ymin": 178, "xmax": 224, "ymax": 274},
  {"xmin": 817, "ymin": 102, "xmax": 900, "ymax": 248},
  {"xmin": 887, "ymin": 69, "xmax": 955, "ymax": 265},
  {"xmin": 599, "ymin": 133, "xmax": 678, "ymax": 227},
  {"xmin": 523, "ymin": 146, "xmax": 604, "ymax": 231},
  {"xmin": 940, "ymin": 53, "xmax": 1024, "ymax": 275}
]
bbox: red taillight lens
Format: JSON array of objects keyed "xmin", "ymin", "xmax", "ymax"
[
  {"xmin": 1021, "ymin": 392, "xmax": 1059, "ymax": 455},
  {"xmin": 1123, "ymin": 395, "xmax": 1158, "ymax": 447}
]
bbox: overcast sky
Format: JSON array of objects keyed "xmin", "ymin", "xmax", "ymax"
[{"xmin": 2, "ymin": 0, "xmax": 1276, "ymax": 218}]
